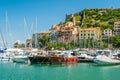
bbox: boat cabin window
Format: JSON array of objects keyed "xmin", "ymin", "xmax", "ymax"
[{"xmin": 96, "ymin": 50, "xmax": 111, "ymax": 56}]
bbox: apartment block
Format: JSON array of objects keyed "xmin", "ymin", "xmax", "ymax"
[{"xmin": 79, "ymin": 27, "xmax": 101, "ymax": 40}]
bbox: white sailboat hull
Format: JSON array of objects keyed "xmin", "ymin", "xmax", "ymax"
[
  {"xmin": 0, "ymin": 54, "xmax": 10, "ymax": 61},
  {"xmin": 0, "ymin": 58, "xmax": 10, "ymax": 61},
  {"xmin": 12, "ymin": 56, "xmax": 28, "ymax": 63}
]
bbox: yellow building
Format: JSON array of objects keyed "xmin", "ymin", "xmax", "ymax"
[{"xmin": 79, "ymin": 27, "xmax": 101, "ymax": 40}]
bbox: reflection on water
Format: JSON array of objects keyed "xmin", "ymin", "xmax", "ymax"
[
  {"xmin": 28, "ymin": 63, "xmax": 78, "ymax": 68},
  {"xmin": 1, "ymin": 62, "xmax": 120, "ymax": 80},
  {"xmin": 92, "ymin": 63, "xmax": 120, "ymax": 68}
]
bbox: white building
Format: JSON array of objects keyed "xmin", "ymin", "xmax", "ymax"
[{"xmin": 103, "ymin": 28, "xmax": 112, "ymax": 36}]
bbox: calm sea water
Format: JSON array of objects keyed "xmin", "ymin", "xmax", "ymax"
[{"xmin": 0, "ymin": 62, "xmax": 120, "ymax": 80}]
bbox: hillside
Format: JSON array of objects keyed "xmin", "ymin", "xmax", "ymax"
[{"xmin": 66, "ymin": 8, "xmax": 120, "ymax": 31}]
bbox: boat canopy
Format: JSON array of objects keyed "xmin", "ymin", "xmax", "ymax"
[{"xmin": 0, "ymin": 48, "xmax": 7, "ymax": 53}]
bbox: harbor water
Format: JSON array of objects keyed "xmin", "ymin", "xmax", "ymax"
[{"xmin": 0, "ymin": 62, "xmax": 120, "ymax": 80}]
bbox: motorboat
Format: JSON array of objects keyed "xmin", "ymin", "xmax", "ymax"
[
  {"xmin": 77, "ymin": 54, "xmax": 94, "ymax": 62},
  {"xmin": 94, "ymin": 55, "xmax": 120, "ymax": 65}
]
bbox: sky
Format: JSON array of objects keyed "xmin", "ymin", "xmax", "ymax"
[{"xmin": 0, "ymin": 0, "xmax": 120, "ymax": 48}]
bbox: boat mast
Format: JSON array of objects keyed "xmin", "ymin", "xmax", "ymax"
[
  {"xmin": 24, "ymin": 17, "xmax": 27, "ymax": 48},
  {"xmin": 0, "ymin": 26, "xmax": 6, "ymax": 49},
  {"xmin": 30, "ymin": 22, "xmax": 34, "ymax": 48},
  {"xmin": 5, "ymin": 10, "xmax": 8, "ymax": 48},
  {"xmin": 35, "ymin": 16, "xmax": 38, "ymax": 48}
]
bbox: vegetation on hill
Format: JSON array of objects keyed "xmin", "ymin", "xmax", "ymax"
[
  {"xmin": 64, "ymin": 8, "xmax": 120, "ymax": 49},
  {"xmin": 66, "ymin": 8, "xmax": 120, "ymax": 30}
]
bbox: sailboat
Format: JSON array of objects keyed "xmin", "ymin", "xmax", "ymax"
[
  {"xmin": 11, "ymin": 17, "xmax": 31, "ymax": 63},
  {"xmin": 0, "ymin": 26, "xmax": 10, "ymax": 61},
  {"xmin": 0, "ymin": 11, "xmax": 13, "ymax": 61}
]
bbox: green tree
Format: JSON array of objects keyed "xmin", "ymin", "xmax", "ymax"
[
  {"xmin": 110, "ymin": 36, "xmax": 120, "ymax": 48},
  {"xmin": 13, "ymin": 42, "xmax": 25, "ymax": 48},
  {"xmin": 38, "ymin": 34, "xmax": 50, "ymax": 48},
  {"xmin": 19, "ymin": 44, "xmax": 25, "ymax": 48},
  {"xmin": 14, "ymin": 42, "xmax": 19, "ymax": 48}
]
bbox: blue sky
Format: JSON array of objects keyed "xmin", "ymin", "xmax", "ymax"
[{"xmin": 0, "ymin": 0, "xmax": 120, "ymax": 48}]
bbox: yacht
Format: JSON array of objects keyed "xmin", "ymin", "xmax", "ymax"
[
  {"xmin": 28, "ymin": 50, "xmax": 78, "ymax": 64},
  {"xmin": 94, "ymin": 54, "xmax": 120, "ymax": 65},
  {"xmin": 94, "ymin": 50, "xmax": 120, "ymax": 65},
  {"xmin": 77, "ymin": 54, "xmax": 94, "ymax": 62}
]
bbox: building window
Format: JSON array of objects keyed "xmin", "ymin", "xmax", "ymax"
[
  {"xmin": 84, "ymin": 34, "xmax": 86, "ymax": 36},
  {"xmin": 91, "ymin": 34, "xmax": 94, "ymax": 36},
  {"xmin": 118, "ymin": 26, "xmax": 120, "ymax": 28}
]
